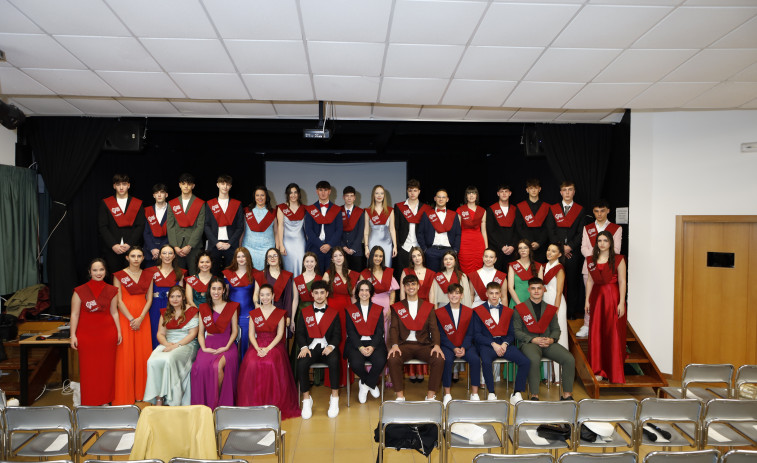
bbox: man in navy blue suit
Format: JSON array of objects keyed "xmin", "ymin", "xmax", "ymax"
[
  {"xmin": 204, "ymin": 174, "xmax": 244, "ymax": 276},
  {"xmin": 304, "ymin": 180, "xmax": 344, "ymax": 273},
  {"xmin": 418, "ymin": 189, "xmax": 461, "ymax": 272}
]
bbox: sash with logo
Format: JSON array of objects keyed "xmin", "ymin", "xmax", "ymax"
[
  {"xmin": 207, "ymin": 198, "xmax": 241, "ymax": 227},
  {"xmin": 468, "ymin": 269, "xmax": 507, "ymax": 301},
  {"xmin": 542, "ymin": 263, "xmax": 564, "ymax": 285},
  {"xmin": 294, "ymin": 274, "xmax": 323, "ymax": 302},
  {"xmin": 489, "ymin": 203, "xmax": 516, "ymax": 227},
  {"xmin": 585, "ymin": 222, "xmax": 621, "ymax": 247},
  {"xmin": 198, "ymin": 301, "xmax": 239, "ymax": 334},
  {"xmin": 185, "ymin": 275, "xmax": 209, "ymax": 294},
  {"xmin": 426, "ymin": 209, "xmax": 456, "ymax": 234},
  {"xmin": 74, "ymin": 283, "xmax": 118, "ymax": 313},
  {"xmin": 264, "ymin": 270, "xmax": 293, "ymax": 301},
  {"xmin": 586, "ymin": 255, "xmax": 624, "ymax": 285},
  {"xmin": 103, "ymin": 196, "xmax": 142, "ymax": 228},
  {"xmin": 114, "ymin": 269, "xmax": 152, "ymax": 295},
  {"xmin": 360, "ymin": 268, "xmax": 394, "ymax": 293},
  {"xmin": 409, "ymin": 269, "xmax": 436, "ymax": 300},
  {"xmin": 278, "ymin": 203, "xmax": 306, "ymax": 221},
  {"xmin": 396, "ymin": 202, "xmax": 432, "ymax": 224},
  {"xmin": 435, "ymin": 305, "xmax": 473, "ymax": 347},
  {"xmin": 144, "ymin": 206, "xmax": 167, "ymax": 237},
  {"xmin": 328, "ymin": 270, "xmax": 358, "ymax": 296},
  {"xmin": 550, "ymin": 203, "xmax": 583, "ymax": 228},
  {"xmin": 305, "ymin": 203, "xmax": 342, "ymax": 224},
  {"xmin": 510, "ymin": 261, "xmax": 542, "ymax": 282},
  {"xmin": 244, "ymin": 207, "xmax": 276, "ymax": 232},
  {"xmin": 368, "ymin": 208, "xmax": 390, "ymax": 226},
  {"xmin": 473, "ymin": 305, "xmax": 513, "ymax": 337},
  {"xmin": 457, "ymin": 205, "xmax": 484, "ymax": 228},
  {"xmin": 345, "ymin": 303, "xmax": 383, "ymax": 337},
  {"xmin": 222, "ymin": 269, "xmax": 251, "ymax": 288},
  {"xmin": 434, "ymin": 271, "xmax": 459, "ymax": 294},
  {"xmin": 150, "ymin": 267, "xmax": 185, "ymax": 287},
  {"xmin": 341, "ymin": 206, "xmax": 364, "ymax": 232},
  {"xmin": 250, "ymin": 307, "xmax": 286, "ymax": 333},
  {"xmin": 391, "ymin": 301, "xmax": 434, "ymax": 332},
  {"xmin": 517, "ymin": 201, "xmax": 550, "ymax": 228},
  {"xmin": 169, "ymin": 197, "xmax": 205, "ymax": 228},
  {"xmin": 301, "ymin": 305, "xmax": 338, "ymax": 339},
  {"xmin": 515, "ymin": 302, "xmax": 558, "ymax": 334},
  {"xmin": 163, "ymin": 306, "xmax": 199, "ymax": 330}
]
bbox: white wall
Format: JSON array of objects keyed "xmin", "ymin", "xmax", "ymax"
[
  {"xmin": 0, "ymin": 128, "xmax": 15, "ymax": 165},
  {"xmin": 629, "ymin": 109, "xmax": 757, "ymax": 374}
]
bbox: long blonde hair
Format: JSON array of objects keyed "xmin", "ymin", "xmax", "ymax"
[
  {"xmin": 369, "ymin": 185, "xmax": 390, "ymax": 216},
  {"xmin": 162, "ymin": 286, "xmax": 187, "ymax": 326}
]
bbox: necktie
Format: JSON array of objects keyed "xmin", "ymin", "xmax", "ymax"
[
  {"xmin": 563, "ymin": 204, "xmax": 571, "ymax": 215},
  {"xmin": 346, "ymin": 209, "xmax": 351, "ymax": 218},
  {"xmin": 436, "ymin": 208, "xmax": 445, "ymax": 213},
  {"xmin": 314, "ymin": 307, "xmax": 326, "ymax": 313}
]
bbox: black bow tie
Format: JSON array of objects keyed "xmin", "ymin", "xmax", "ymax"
[{"xmin": 314, "ymin": 307, "xmax": 326, "ymax": 313}]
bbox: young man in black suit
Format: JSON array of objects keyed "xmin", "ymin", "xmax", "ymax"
[
  {"xmin": 204, "ymin": 174, "xmax": 244, "ymax": 276},
  {"xmin": 394, "ymin": 179, "xmax": 432, "ymax": 281},
  {"xmin": 418, "ymin": 189, "xmax": 461, "ymax": 272},
  {"xmin": 486, "ymin": 184, "xmax": 519, "ymax": 272},
  {"xmin": 98, "ymin": 173, "xmax": 144, "ymax": 276}
]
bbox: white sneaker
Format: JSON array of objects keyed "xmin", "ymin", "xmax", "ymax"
[
  {"xmin": 470, "ymin": 393, "xmax": 480, "ymax": 401},
  {"xmin": 370, "ymin": 385, "xmax": 380, "ymax": 398},
  {"xmin": 396, "ymin": 396, "xmax": 406, "ymax": 402},
  {"xmin": 576, "ymin": 325, "xmax": 589, "ymax": 338},
  {"xmin": 327, "ymin": 396, "xmax": 339, "ymax": 418},
  {"xmin": 510, "ymin": 392, "xmax": 523, "ymax": 406},
  {"xmin": 425, "ymin": 395, "xmax": 437, "ymax": 402},
  {"xmin": 443, "ymin": 394, "xmax": 452, "ymax": 406},
  {"xmin": 358, "ymin": 381, "xmax": 369, "ymax": 404},
  {"xmin": 301, "ymin": 397, "xmax": 313, "ymax": 419},
  {"xmin": 487, "ymin": 393, "xmax": 497, "ymax": 401}
]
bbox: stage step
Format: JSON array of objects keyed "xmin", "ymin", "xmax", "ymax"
[{"xmin": 568, "ymin": 319, "xmax": 667, "ymax": 398}]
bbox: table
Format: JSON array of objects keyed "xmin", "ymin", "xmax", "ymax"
[{"xmin": 18, "ymin": 330, "xmax": 70, "ymax": 405}]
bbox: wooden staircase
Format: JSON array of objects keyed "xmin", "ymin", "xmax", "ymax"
[{"xmin": 568, "ymin": 319, "xmax": 667, "ymax": 398}]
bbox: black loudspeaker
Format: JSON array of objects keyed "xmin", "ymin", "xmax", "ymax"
[
  {"xmin": 524, "ymin": 126, "xmax": 544, "ymax": 157},
  {"xmin": 103, "ymin": 120, "xmax": 143, "ymax": 151}
]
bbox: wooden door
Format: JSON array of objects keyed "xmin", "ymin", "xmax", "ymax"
[{"xmin": 674, "ymin": 216, "xmax": 757, "ymax": 377}]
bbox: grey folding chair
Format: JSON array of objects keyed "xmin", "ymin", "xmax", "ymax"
[
  {"xmin": 473, "ymin": 454, "xmax": 554, "ymax": 463},
  {"xmin": 682, "ymin": 399, "xmax": 757, "ymax": 449},
  {"xmin": 298, "ymin": 362, "xmax": 328, "ymax": 407},
  {"xmin": 75, "ymin": 405, "xmax": 140, "ymax": 458},
  {"xmin": 723, "ymin": 449, "xmax": 757, "ymax": 463},
  {"xmin": 453, "ymin": 358, "xmax": 472, "ymax": 392},
  {"xmin": 574, "ymin": 398, "xmax": 638, "ymax": 451},
  {"xmin": 482, "ymin": 358, "xmax": 512, "ymax": 396},
  {"xmin": 168, "ymin": 458, "xmax": 247, "ymax": 463},
  {"xmin": 524, "ymin": 359, "xmax": 561, "ymax": 397},
  {"xmin": 709, "ymin": 365, "xmax": 757, "ymax": 399},
  {"xmin": 633, "ymin": 398, "xmax": 702, "ymax": 453},
  {"xmin": 345, "ymin": 360, "xmax": 384, "ymax": 407},
  {"xmin": 378, "ymin": 400, "xmax": 443, "ymax": 463},
  {"xmin": 659, "ymin": 363, "xmax": 733, "ymax": 401},
  {"xmin": 3, "ymin": 405, "xmax": 75, "ymax": 460},
  {"xmin": 84, "ymin": 460, "xmax": 162, "ymax": 463},
  {"xmin": 643, "ymin": 449, "xmax": 720, "ymax": 463},
  {"xmin": 558, "ymin": 451, "xmax": 637, "ymax": 463},
  {"xmin": 213, "ymin": 405, "xmax": 285, "ymax": 463},
  {"xmin": 444, "ymin": 399, "xmax": 509, "ymax": 463},
  {"xmin": 508, "ymin": 400, "xmax": 577, "ymax": 458}
]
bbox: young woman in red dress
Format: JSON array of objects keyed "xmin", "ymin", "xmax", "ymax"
[
  {"xmin": 252, "ymin": 248, "xmax": 294, "ymax": 327},
  {"xmin": 457, "ymin": 186, "xmax": 488, "ymax": 274},
  {"xmin": 399, "ymin": 246, "xmax": 436, "ymax": 383},
  {"xmin": 322, "ymin": 247, "xmax": 359, "ymax": 387}
]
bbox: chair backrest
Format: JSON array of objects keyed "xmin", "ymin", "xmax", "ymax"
[
  {"xmin": 559, "ymin": 451, "xmax": 637, "ymax": 463},
  {"xmin": 473, "ymin": 454, "xmax": 554, "ymax": 463},
  {"xmin": 576, "ymin": 399, "xmax": 638, "ymax": 424},
  {"xmin": 643, "ymin": 449, "xmax": 720, "ymax": 463},
  {"xmin": 446, "ymin": 399, "xmax": 509, "ymax": 425},
  {"xmin": 4, "ymin": 405, "xmax": 74, "ymax": 432},
  {"xmin": 704, "ymin": 399, "xmax": 757, "ymax": 425},
  {"xmin": 380, "ymin": 400, "xmax": 442, "ymax": 426},
  {"xmin": 84, "ymin": 460, "xmax": 162, "ymax": 463},
  {"xmin": 0, "ymin": 389, "xmax": 6, "ymax": 410},
  {"xmin": 723, "ymin": 449, "xmax": 757, "ymax": 463},
  {"xmin": 513, "ymin": 400, "xmax": 577, "ymax": 426},
  {"xmin": 638, "ymin": 398, "xmax": 701, "ymax": 423},
  {"xmin": 75, "ymin": 405, "xmax": 140, "ymax": 431},
  {"xmin": 213, "ymin": 406, "xmax": 280, "ymax": 432},
  {"xmin": 735, "ymin": 365, "xmax": 757, "ymax": 393},
  {"xmin": 682, "ymin": 364, "xmax": 733, "ymax": 389},
  {"xmin": 168, "ymin": 459, "xmax": 246, "ymax": 463}
]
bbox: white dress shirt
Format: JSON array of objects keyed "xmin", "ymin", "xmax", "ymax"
[
  {"xmin": 217, "ymin": 197, "xmax": 229, "ymax": 241},
  {"xmin": 406, "ymin": 300, "xmax": 419, "ymax": 342},
  {"xmin": 431, "ymin": 209, "xmax": 452, "ymax": 247},
  {"xmin": 401, "ymin": 200, "xmax": 419, "ymax": 252},
  {"xmin": 319, "ymin": 203, "xmax": 327, "ymax": 241},
  {"xmin": 307, "ymin": 304, "xmax": 333, "ymax": 350},
  {"xmin": 359, "ymin": 303, "xmax": 372, "ymax": 341}
]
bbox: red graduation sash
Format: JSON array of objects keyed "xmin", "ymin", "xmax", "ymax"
[
  {"xmin": 409, "ymin": 269, "xmax": 436, "ymax": 300},
  {"xmin": 517, "ymin": 201, "xmax": 550, "ymax": 227},
  {"xmin": 341, "ymin": 206, "xmax": 364, "ymax": 232},
  {"xmin": 163, "ymin": 306, "xmax": 199, "ymax": 330},
  {"xmin": 434, "ymin": 271, "xmax": 459, "ymax": 294},
  {"xmin": 198, "ymin": 301, "xmax": 238, "ymax": 334},
  {"xmin": 185, "ymin": 275, "xmax": 209, "ymax": 294},
  {"xmin": 250, "ymin": 307, "xmax": 286, "ymax": 332},
  {"xmin": 586, "ymin": 222, "xmax": 621, "ymax": 247},
  {"xmin": 150, "ymin": 267, "xmax": 185, "ymax": 287},
  {"xmin": 426, "ymin": 209, "xmax": 456, "ymax": 234},
  {"xmin": 489, "ymin": 203, "xmax": 516, "ymax": 227},
  {"xmin": 263, "ymin": 270, "xmax": 293, "ymax": 301},
  {"xmin": 510, "ymin": 261, "xmax": 541, "ymax": 282},
  {"xmin": 468, "ymin": 269, "xmax": 507, "ymax": 301},
  {"xmin": 586, "ymin": 255, "xmax": 623, "ymax": 285},
  {"xmin": 103, "ymin": 196, "xmax": 142, "ymax": 228},
  {"xmin": 457, "ymin": 205, "xmax": 484, "ymax": 227},
  {"xmin": 328, "ymin": 270, "xmax": 358, "ymax": 296},
  {"xmin": 515, "ymin": 302, "xmax": 558, "ymax": 334},
  {"xmin": 301, "ymin": 305, "xmax": 338, "ymax": 339},
  {"xmin": 278, "ymin": 203, "xmax": 306, "ymax": 221},
  {"xmin": 396, "ymin": 202, "xmax": 432, "ymax": 224},
  {"xmin": 144, "ymin": 206, "xmax": 167, "ymax": 237},
  {"xmin": 244, "ymin": 207, "xmax": 276, "ymax": 232},
  {"xmin": 435, "ymin": 305, "xmax": 473, "ymax": 347},
  {"xmin": 222, "ymin": 269, "xmax": 251, "ymax": 288},
  {"xmin": 75, "ymin": 283, "xmax": 118, "ymax": 313},
  {"xmin": 346, "ymin": 303, "xmax": 383, "ymax": 337},
  {"xmin": 305, "ymin": 203, "xmax": 342, "ymax": 224},
  {"xmin": 114, "ymin": 269, "xmax": 152, "ymax": 295},
  {"xmin": 361, "ymin": 268, "xmax": 394, "ymax": 293},
  {"xmin": 473, "ymin": 305, "xmax": 513, "ymax": 337},
  {"xmin": 294, "ymin": 274, "xmax": 322, "ymax": 302},
  {"xmin": 550, "ymin": 203, "xmax": 583, "ymax": 228},
  {"xmin": 207, "ymin": 198, "xmax": 240, "ymax": 227},
  {"xmin": 368, "ymin": 208, "xmax": 390, "ymax": 226},
  {"xmin": 169, "ymin": 197, "xmax": 205, "ymax": 228},
  {"xmin": 391, "ymin": 301, "xmax": 434, "ymax": 332},
  {"xmin": 542, "ymin": 263, "xmax": 564, "ymax": 285}
]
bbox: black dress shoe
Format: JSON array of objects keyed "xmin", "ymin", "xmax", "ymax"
[
  {"xmin": 530, "ymin": 396, "xmax": 539, "ymax": 401},
  {"xmin": 560, "ymin": 395, "xmax": 575, "ymax": 401},
  {"xmin": 452, "ymin": 376, "xmax": 460, "ymax": 384}
]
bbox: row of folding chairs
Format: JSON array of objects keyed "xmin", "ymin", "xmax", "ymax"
[
  {"xmin": 473, "ymin": 449, "xmax": 757, "ymax": 463},
  {"xmin": 658, "ymin": 364, "xmax": 757, "ymax": 401},
  {"xmin": 377, "ymin": 397, "xmax": 757, "ymax": 463},
  {"xmin": 1, "ymin": 459, "xmax": 251, "ymax": 463}
]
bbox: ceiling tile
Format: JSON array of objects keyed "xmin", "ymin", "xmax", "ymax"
[
  {"xmin": 593, "ymin": 49, "xmax": 698, "ymax": 83},
  {"xmin": 684, "ymin": 0, "xmax": 757, "ymax": 6},
  {"xmin": 64, "ymin": 98, "xmax": 131, "ymax": 115},
  {"xmin": 633, "ymin": 7, "xmax": 757, "ymax": 48},
  {"xmin": 242, "ymin": 74, "xmax": 314, "ymax": 100},
  {"xmin": 313, "ymin": 75, "xmax": 380, "ymax": 103},
  {"xmin": 662, "ymin": 49, "xmax": 757, "ymax": 82},
  {"xmin": 300, "ymin": 0, "xmax": 392, "ymax": 42},
  {"xmin": 0, "ymin": 68, "xmax": 54, "ymax": 95},
  {"xmin": 22, "ymin": 68, "xmax": 118, "ymax": 96},
  {"xmin": 0, "ymin": 33, "xmax": 85, "ymax": 69},
  {"xmin": 626, "ymin": 82, "xmax": 717, "ymax": 108},
  {"xmin": 455, "ymin": 46, "xmax": 543, "ymax": 81},
  {"xmin": 272, "ymin": 101, "xmax": 319, "ymax": 117},
  {"xmin": 464, "ymin": 107, "xmax": 517, "ymax": 121},
  {"xmin": 473, "ymin": 3, "xmax": 581, "ymax": 47},
  {"xmin": 384, "ymin": 44, "xmax": 464, "ymax": 78},
  {"xmin": 524, "ymin": 48, "xmax": 622, "ymax": 82},
  {"xmin": 589, "ymin": 0, "xmax": 681, "ymax": 5},
  {"xmin": 10, "ymin": 0, "xmax": 129, "ymax": 36},
  {"xmin": 563, "ymin": 83, "xmax": 650, "ymax": 109},
  {"xmin": 96, "ymin": 71, "xmax": 185, "ymax": 98},
  {"xmin": 379, "ymin": 77, "xmax": 448, "ymax": 105},
  {"xmin": 418, "ymin": 106, "xmax": 469, "ymax": 120},
  {"xmin": 554, "ymin": 110, "xmax": 614, "ymax": 122},
  {"xmin": 508, "ymin": 109, "xmax": 563, "ymax": 122},
  {"xmin": 441, "ymin": 79, "xmax": 516, "ymax": 106},
  {"xmin": 54, "ymin": 36, "xmax": 161, "ymax": 72},
  {"xmin": 390, "ymin": 0, "xmax": 487, "ymax": 45},
  {"xmin": 222, "ymin": 101, "xmax": 277, "ymax": 117},
  {"xmin": 682, "ymin": 81, "xmax": 757, "ymax": 108},
  {"xmin": 554, "ymin": 5, "xmax": 672, "ymax": 48},
  {"xmin": 140, "ymin": 38, "xmax": 235, "ymax": 73},
  {"xmin": 504, "ymin": 81, "xmax": 584, "ymax": 108},
  {"xmin": 225, "ymin": 40, "xmax": 309, "ymax": 74},
  {"xmin": 172, "ymin": 101, "xmax": 228, "ymax": 116},
  {"xmin": 170, "ymin": 73, "xmax": 249, "ymax": 99},
  {"xmin": 712, "ymin": 16, "xmax": 757, "ymax": 48},
  {"xmin": 741, "ymin": 96, "xmax": 757, "ymax": 108},
  {"xmin": 0, "ymin": 0, "xmax": 42, "ymax": 33},
  {"xmin": 307, "ymin": 42, "xmax": 385, "ymax": 76},
  {"xmin": 7, "ymin": 99, "xmax": 33, "ymax": 114},
  {"xmin": 9, "ymin": 97, "xmax": 82, "ymax": 114},
  {"xmin": 105, "ymin": 0, "xmax": 216, "ymax": 38},
  {"xmin": 118, "ymin": 99, "xmax": 180, "ymax": 115},
  {"xmin": 202, "ymin": 0, "xmax": 302, "ymax": 40},
  {"xmin": 332, "ymin": 102, "xmax": 373, "ymax": 119},
  {"xmin": 732, "ymin": 62, "xmax": 757, "ymax": 81},
  {"xmin": 372, "ymin": 104, "xmax": 422, "ymax": 119}
]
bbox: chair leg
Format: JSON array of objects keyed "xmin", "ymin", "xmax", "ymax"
[{"xmin": 346, "ymin": 361, "xmax": 351, "ymax": 408}]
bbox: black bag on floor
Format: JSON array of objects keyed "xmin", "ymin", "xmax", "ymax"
[{"xmin": 374, "ymin": 422, "xmax": 438, "ymax": 458}]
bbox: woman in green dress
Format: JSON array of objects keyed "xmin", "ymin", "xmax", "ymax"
[
  {"xmin": 185, "ymin": 252, "xmax": 213, "ymax": 308},
  {"xmin": 508, "ymin": 239, "xmax": 543, "ymax": 308}
]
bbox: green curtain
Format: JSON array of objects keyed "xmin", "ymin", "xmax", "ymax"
[{"xmin": 0, "ymin": 165, "xmax": 38, "ymax": 294}]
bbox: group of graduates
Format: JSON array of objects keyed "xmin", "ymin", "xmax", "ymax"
[{"xmin": 69, "ymin": 172, "xmax": 628, "ymax": 420}]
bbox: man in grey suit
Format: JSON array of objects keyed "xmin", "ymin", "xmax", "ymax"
[{"xmin": 167, "ymin": 173, "xmax": 205, "ymax": 274}]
